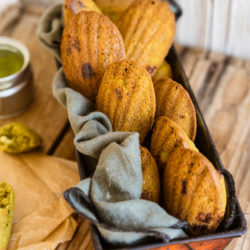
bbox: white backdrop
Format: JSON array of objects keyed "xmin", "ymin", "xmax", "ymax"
[
  {"xmin": 0, "ymin": 0, "xmax": 18, "ymax": 14},
  {"xmin": 175, "ymin": 0, "xmax": 250, "ymax": 59},
  {"xmin": 1, "ymin": 0, "xmax": 249, "ymax": 59}
]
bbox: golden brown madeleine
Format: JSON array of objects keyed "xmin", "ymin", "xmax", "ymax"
[
  {"xmin": 96, "ymin": 60, "xmax": 156, "ymax": 142},
  {"xmin": 152, "ymin": 61, "xmax": 173, "ymax": 82},
  {"xmin": 140, "ymin": 146, "xmax": 160, "ymax": 203},
  {"xmin": 116, "ymin": 0, "xmax": 176, "ymax": 76},
  {"xmin": 163, "ymin": 147, "xmax": 227, "ymax": 235},
  {"xmin": 151, "ymin": 116, "xmax": 197, "ymax": 168},
  {"xmin": 61, "ymin": 11, "xmax": 126, "ymax": 101},
  {"xmin": 94, "ymin": 0, "xmax": 134, "ymax": 23},
  {"xmin": 154, "ymin": 78, "xmax": 197, "ymax": 141},
  {"xmin": 63, "ymin": 0, "xmax": 101, "ymax": 25}
]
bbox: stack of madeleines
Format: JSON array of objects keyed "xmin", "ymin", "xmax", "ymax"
[{"xmin": 61, "ymin": 0, "xmax": 227, "ymax": 236}]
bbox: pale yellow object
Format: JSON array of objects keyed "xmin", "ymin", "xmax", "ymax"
[
  {"xmin": 94, "ymin": 0, "xmax": 134, "ymax": 22},
  {"xmin": 0, "ymin": 183, "xmax": 14, "ymax": 250},
  {"xmin": 94, "ymin": 0, "xmax": 133, "ymax": 11},
  {"xmin": 63, "ymin": 0, "xmax": 101, "ymax": 25},
  {"xmin": 0, "ymin": 122, "xmax": 41, "ymax": 154},
  {"xmin": 0, "ymin": 151, "xmax": 80, "ymax": 250},
  {"xmin": 151, "ymin": 116, "xmax": 198, "ymax": 168},
  {"xmin": 152, "ymin": 61, "xmax": 173, "ymax": 82}
]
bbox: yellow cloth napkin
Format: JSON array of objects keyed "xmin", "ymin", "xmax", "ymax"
[{"xmin": 0, "ymin": 151, "xmax": 80, "ymax": 250}]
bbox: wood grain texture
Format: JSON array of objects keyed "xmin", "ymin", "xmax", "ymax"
[
  {"xmin": 175, "ymin": 0, "xmax": 212, "ymax": 49},
  {"xmin": 0, "ymin": 5, "xmax": 68, "ymax": 153},
  {"xmin": 175, "ymin": 0, "xmax": 250, "ymax": 59},
  {"xmin": 0, "ymin": 1, "xmax": 249, "ymax": 249},
  {"xmin": 179, "ymin": 44, "xmax": 250, "ymax": 250},
  {"xmin": 0, "ymin": 3, "xmax": 93, "ymax": 250},
  {"xmin": 53, "ymin": 128, "xmax": 76, "ymax": 161}
]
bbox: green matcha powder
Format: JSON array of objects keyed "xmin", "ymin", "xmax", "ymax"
[{"xmin": 0, "ymin": 48, "xmax": 24, "ymax": 78}]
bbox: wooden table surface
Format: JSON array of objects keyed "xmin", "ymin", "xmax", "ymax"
[{"xmin": 0, "ymin": 2, "xmax": 249, "ymax": 250}]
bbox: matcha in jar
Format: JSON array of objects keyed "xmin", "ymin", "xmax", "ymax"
[
  {"xmin": 0, "ymin": 47, "xmax": 24, "ymax": 78},
  {"xmin": 0, "ymin": 37, "xmax": 33, "ymax": 119}
]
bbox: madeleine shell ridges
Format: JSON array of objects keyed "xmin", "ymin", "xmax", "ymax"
[
  {"xmin": 151, "ymin": 116, "xmax": 197, "ymax": 168},
  {"xmin": 117, "ymin": 0, "xmax": 176, "ymax": 76},
  {"xmin": 61, "ymin": 11, "xmax": 126, "ymax": 101},
  {"xmin": 63, "ymin": 0, "xmax": 101, "ymax": 25},
  {"xmin": 163, "ymin": 147, "xmax": 227, "ymax": 235},
  {"xmin": 96, "ymin": 60, "xmax": 156, "ymax": 142},
  {"xmin": 154, "ymin": 77, "xmax": 197, "ymax": 141},
  {"xmin": 140, "ymin": 146, "xmax": 160, "ymax": 203}
]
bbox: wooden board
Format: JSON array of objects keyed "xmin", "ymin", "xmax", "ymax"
[
  {"xmin": 0, "ymin": 2, "xmax": 249, "ymax": 250},
  {"xmin": 176, "ymin": 46, "xmax": 250, "ymax": 250},
  {"xmin": 0, "ymin": 5, "xmax": 68, "ymax": 153}
]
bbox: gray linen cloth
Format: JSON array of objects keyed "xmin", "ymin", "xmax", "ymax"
[{"xmin": 37, "ymin": 4, "xmax": 188, "ymax": 246}]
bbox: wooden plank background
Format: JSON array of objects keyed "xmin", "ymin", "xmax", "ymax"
[
  {"xmin": 175, "ymin": 0, "xmax": 250, "ymax": 59},
  {"xmin": 1, "ymin": 0, "xmax": 250, "ymax": 59},
  {"xmin": 175, "ymin": 45, "xmax": 250, "ymax": 250},
  {"xmin": 0, "ymin": 1, "xmax": 249, "ymax": 249}
]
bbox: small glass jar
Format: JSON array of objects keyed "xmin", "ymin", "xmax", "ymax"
[{"xmin": 0, "ymin": 37, "xmax": 34, "ymax": 119}]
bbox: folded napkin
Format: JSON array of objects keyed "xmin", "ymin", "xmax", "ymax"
[
  {"xmin": 37, "ymin": 3, "xmax": 188, "ymax": 246},
  {"xmin": 37, "ymin": 3, "xmax": 237, "ymax": 247},
  {"xmin": 0, "ymin": 152, "xmax": 79, "ymax": 249}
]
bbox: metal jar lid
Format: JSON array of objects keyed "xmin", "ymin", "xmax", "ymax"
[{"xmin": 0, "ymin": 37, "xmax": 34, "ymax": 119}]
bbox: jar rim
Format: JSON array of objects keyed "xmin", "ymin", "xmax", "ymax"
[{"xmin": 0, "ymin": 36, "xmax": 30, "ymax": 83}]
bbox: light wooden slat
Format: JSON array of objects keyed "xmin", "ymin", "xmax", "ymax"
[
  {"xmin": 208, "ymin": 50, "xmax": 227, "ymax": 63},
  {"xmin": 244, "ymin": 60, "xmax": 250, "ymax": 72},
  {"xmin": 189, "ymin": 58, "xmax": 229, "ymax": 114},
  {"xmin": 209, "ymin": 50, "xmax": 248, "ymax": 69},
  {"xmin": 175, "ymin": 0, "xmax": 212, "ymax": 49},
  {"xmin": 53, "ymin": 128, "xmax": 76, "ymax": 161},
  {"xmin": 20, "ymin": 0, "xmax": 60, "ymax": 15},
  {"xmin": 173, "ymin": 43, "xmax": 184, "ymax": 55},
  {"xmin": 226, "ymin": 0, "xmax": 250, "ymax": 59},
  {"xmin": 56, "ymin": 241, "xmax": 70, "ymax": 250},
  {"xmin": 66, "ymin": 220, "xmax": 92, "ymax": 250},
  {"xmin": 181, "ymin": 50, "xmax": 250, "ymax": 250},
  {"xmin": 176, "ymin": 46, "xmax": 207, "ymax": 79},
  {"xmin": 0, "ymin": 4, "xmax": 21, "ymax": 32},
  {"xmin": 204, "ymin": 67, "xmax": 250, "ymax": 250},
  {"xmin": 21, "ymin": 0, "xmax": 59, "ymax": 8},
  {"xmin": 86, "ymin": 239, "xmax": 95, "ymax": 250},
  {"xmin": 79, "ymin": 232, "xmax": 92, "ymax": 250},
  {"xmin": 175, "ymin": 0, "xmax": 250, "ymax": 60},
  {"xmin": 210, "ymin": 0, "xmax": 231, "ymax": 53}
]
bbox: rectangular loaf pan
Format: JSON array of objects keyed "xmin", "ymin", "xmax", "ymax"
[
  {"xmin": 75, "ymin": 45, "xmax": 247, "ymax": 249},
  {"xmin": 73, "ymin": 1, "xmax": 246, "ymax": 249}
]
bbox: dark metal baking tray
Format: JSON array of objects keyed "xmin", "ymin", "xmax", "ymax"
[
  {"xmin": 75, "ymin": 44, "xmax": 247, "ymax": 250},
  {"xmin": 68, "ymin": 1, "xmax": 246, "ymax": 249}
]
